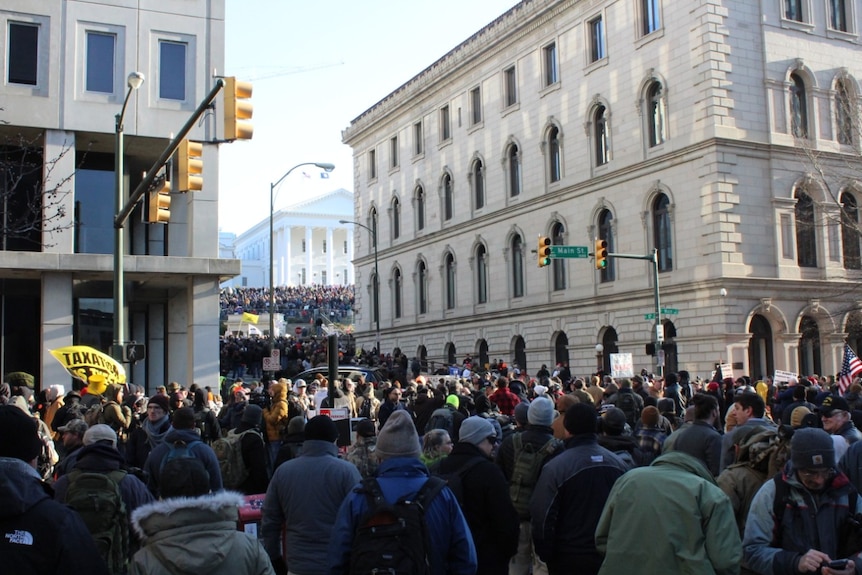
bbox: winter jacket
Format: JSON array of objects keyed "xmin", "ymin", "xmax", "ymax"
[
  {"xmin": 234, "ymin": 422, "xmax": 271, "ymax": 495},
  {"xmin": 662, "ymin": 419, "xmax": 723, "ymax": 476},
  {"xmin": 719, "ymin": 417, "xmax": 777, "ymax": 473},
  {"xmin": 261, "ymin": 439, "xmax": 361, "ymax": 575},
  {"xmin": 840, "ymin": 438, "xmax": 862, "ymax": 493},
  {"xmin": 327, "ymin": 457, "xmax": 477, "ymax": 575},
  {"xmin": 595, "ymin": 451, "xmax": 742, "ymax": 575},
  {"xmin": 130, "ymin": 491, "xmax": 274, "ymax": 575},
  {"xmin": 0, "ymin": 457, "xmax": 110, "ymax": 575},
  {"xmin": 531, "ymin": 434, "xmax": 628, "ymax": 574},
  {"xmin": 262, "ymin": 382, "xmax": 288, "ymax": 442},
  {"xmin": 743, "ymin": 467, "xmax": 862, "ymax": 574},
  {"xmin": 142, "ymin": 428, "xmax": 223, "ymax": 497},
  {"xmin": 126, "ymin": 414, "xmax": 170, "ymax": 469},
  {"xmin": 496, "ymin": 425, "xmax": 561, "ymax": 482}
]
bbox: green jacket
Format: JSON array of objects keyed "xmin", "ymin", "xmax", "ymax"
[{"xmin": 595, "ymin": 451, "xmax": 741, "ymax": 575}]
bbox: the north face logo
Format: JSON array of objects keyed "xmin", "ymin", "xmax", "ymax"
[{"xmin": 5, "ymin": 530, "xmax": 34, "ymax": 545}]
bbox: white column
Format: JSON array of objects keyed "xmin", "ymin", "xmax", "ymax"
[
  {"xmin": 346, "ymin": 227, "xmax": 355, "ymax": 284},
  {"xmin": 284, "ymin": 224, "xmax": 292, "ymax": 286},
  {"xmin": 305, "ymin": 226, "xmax": 314, "ymax": 284},
  {"xmin": 43, "ymin": 130, "xmax": 76, "ymax": 254},
  {"xmin": 326, "ymin": 227, "xmax": 334, "ymax": 285}
]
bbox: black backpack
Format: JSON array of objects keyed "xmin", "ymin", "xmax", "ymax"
[
  {"xmin": 349, "ymin": 476, "xmax": 446, "ymax": 575},
  {"xmin": 617, "ymin": 392, "xmax": 640, "ymax": 428},
  {"xmin": 425, "ymin": 407, "xmax": 455, "ymax": 436}
]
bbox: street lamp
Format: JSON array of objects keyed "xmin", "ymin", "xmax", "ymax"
[
  {"xmin": 269, "ymin": 162, "xmax": 335, "ymax": 341},
  {"xmin": 339, "ymin": 219, "xmax": 379, "ymax": 357},
  {"xmin": 113, "ymin": 71, "xmax": 145, "ymax": 363}
]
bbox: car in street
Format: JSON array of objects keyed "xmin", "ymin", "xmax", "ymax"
[{"xmin": 294, "ymin": 366, "xmax": 386, "ymax": 387}]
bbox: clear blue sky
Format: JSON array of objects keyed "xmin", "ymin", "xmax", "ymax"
[{"xmin": 219, "ymin": 0, "xmax": 519, "ymax": 235}]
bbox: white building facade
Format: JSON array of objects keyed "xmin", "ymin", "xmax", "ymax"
[
  {"xmin": 0, "ymin": 0, "xmax": 239, "ymax": 392},
  {"xmin": 343, "ymin": 0, "xmax": 862, "ymax": 379}
]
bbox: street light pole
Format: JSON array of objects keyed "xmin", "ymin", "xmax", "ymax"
[
  {"xmin": 339, "ymin": 219, "xmax": 379, "ymax": 357},
  {"xmin": 112, "ymin": 71, "xmax": 144, "ymax": 363},
  {"xmin": 269, "ymin": 162, "xmax": 335, "ymax": 341}
]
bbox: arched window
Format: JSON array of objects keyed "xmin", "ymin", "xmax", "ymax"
[
  {"xmin": 647, "ymin": 81, "xmax": 666, "ymax": 147},
  {"xmin": 391, "ymin": 197, "xmax": 400, "ymax": 240},
  {"xmin": 442, "ymin": 173, "xmax": 453, "ymax": 221},
  {"xmin": 418, "ymin": 261, "xmax": 428, "ymax": 315},
  {"xmin": 552, "ymin": 222, "xmax": 566, "ymax": 291},
  {"xmin": 393, "ymin": 268, "xmax": 402, "ymax": 319},
  {"xmin": 476, "ymin": 245, "xmax": 488, "ymax": 304},
  {"xmin": 594, "ymin": 105, "xmax": 609, "ymax": 166},
  {"xmin": 653, "ymin": 193, "xmax": 673, "ymax": 272},
  {"xmin": 471, "ymin": 158, "xmax": 485, "ymax": 210},
  {"xmin": 415, "ymin": 185, "xmax": 426, "ymax": 231},
  {"xmin": 445, "ymin": 253, "xmax": 456, "ymax": 310},
  {"xmin": 370, "ymin": 269, "xmax": 379, "ymax": 330},
  {"xmin": 369, "ymin": 207, "xmax": 378, "ymax": 249},
  {"xmin": 798, "ymin": 316, "xmax": 821, "ymax": 375},
  {"xmin": 547, "ymin": 126, "xmax": 561, "ymax": 183},
  {"xmin": 748, "ymin": 314, "xmax": 774, "ymax": 380},
  {"xmin": 795, "ymin": 190, "xmax": 817, "ymax": 268},
  {"xmin": 842, "ymin": 192, "xmax": 861, "ymax": 270},
  {"xmin": 512, "ymin": 235, "xmax": 524, "ymax": 298},
  {"xmin": 599, "ymin": 209, "xmax": 615, "ymax": 282},
  {"xmin": 790, "ymin": 72, "xmax": 808, "ymax": 139},
  {"xmin": 507, "ymin": 143, "xmax": 521, "ymax": 197},
  {"xmin": 836, "ymin": 80, "xmax": 854, "ymax": 145}
]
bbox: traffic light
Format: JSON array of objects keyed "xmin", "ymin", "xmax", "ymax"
[
  {"xmin": 147, "ymin": 177, "xmax": 171, "ymax": 223},
  {"xmin": 538, "ymin": 236, "xmax": 551, "ymax": 268},
  {"xmin": 595, "ymin": 239, "xmax": 608, "ymax": 270},
  {"xmin": 176, "ymin": 139, "xmax": 203, "ymax": 192},
  {"xmin": 224, "ymin": 77, "xmax": 253, "ymax": 141}
]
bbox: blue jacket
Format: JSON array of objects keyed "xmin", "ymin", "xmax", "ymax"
[
  {"xmin": 142, "ymin": 428, "xmax": 223, "ymax": 496},
  {"xmin": 327, "ymin": 457, "xmax": 477, "ymax": 575}
]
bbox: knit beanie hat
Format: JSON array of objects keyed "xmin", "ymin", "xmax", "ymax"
[
  {"xmin": 0, "ymin": 405, "xmax": 43, "ymax": 462},
  {"xmin": 458, "ymin": 416, "xmax": 496, "ymax": 447},
  {"xmin": 791, "ymin": 427, "xmax": 835, "ymax": 470},
  {"xmin": 790, "ymin": 406, "xmax": 812, "ymax": 429},
  {"xmin": 305, "ymin": 415, "xmax": 339, "ymax": 443},
  {"xmin": 375, "ymin": 411, "xmax": 421, "ymax": 459},
  {"xmin": 513, "ymin": 402, "xmax": 530, "ymax": 426},
  {"xmin": 355, "ymin": 419, "xmax": 376, "ymax": 438},
  {"xmin": 528, "ymin": 397, "xmax": 555, "ymax": 427},
  {"xmin": 601, "ymin": 407, "xmax": 627, "ymax": 435},
  {"xmin": 564, "ymin": 403, "xmax": 598, "ymax": 436},
  {"xmin": 172, "ymin": 407, "xmax": 196, "ymax": 430},
  {"xmin": 446, "ymin": 394, "xmax": 460, "ymax": 409},
  {"xmin": 287, "ymin": 416, "xmax": 306, "ymax": 435},
  {"xmin": 147, "ymin": 394, "xmax": 170, "ymax": 414},
  {"xmin": 241, "ymin": 404, "xmax": 263, "ymax": 425}
]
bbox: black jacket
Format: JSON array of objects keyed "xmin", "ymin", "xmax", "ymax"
[{"xmin": 234, "ymin": 422, "xmax": 271, "ymax": 495}]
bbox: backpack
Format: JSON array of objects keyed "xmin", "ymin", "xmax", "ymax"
[
  {"xmin": 741, "ymin": 426, "xmax": 792, "ymax": 479},
  {"xmin": 425, "ymin": 407, "xmax": 455, "ymax": 436},
  {"xmin": 617, "ymin": 392, "xmax": 640, "ymax": 428},
  {"xmin": 349, "ymin": 476, "xmax": 446, "ymax": 575},
  {"xmin": 64, "ymin": 469, "xmax": 129, "ymax": 575},
  {"xmin": 194, "ymin": 409, "xmax": 211, "ymax": 442},
  {"xmin": 212, "ymin": 429, "xmax": 255, "ymax": 489},
  {"xmin": 84, "ymin": 401, "xmax": 105, "ymax": 427},
  {"xmin": 509, "ymin": 434, "xmax": 561, "ymax": 519},
  {"xmin": 159, "ymin": 439, "xmax": 209, "ymax": 494}
]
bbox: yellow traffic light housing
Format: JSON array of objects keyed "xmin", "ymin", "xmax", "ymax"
[
  {"xmin": 595, "ymin": 239, "xmax": 608, "ymax": 270},
  {"xmin": 147, "ymin": 178, "xmax": 171, "ymax": 224},
  {"xmin": 177, "ymin": 139, "xmax": 203, "ymax": 192},
  {"xmin": 224, "ymin": 77, "xmax": 253, "ymax": 141},
  {"xmin": 538, "ymin": 236, "xmax": 552, "ymax": 268}
]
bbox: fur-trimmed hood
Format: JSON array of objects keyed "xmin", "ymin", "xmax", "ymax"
[{"xmin": 130, "ymin": 490, "xmax": 245, "ymax": 541}]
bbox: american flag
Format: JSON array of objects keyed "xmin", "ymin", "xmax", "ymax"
[{"xmin": 839, "ymin": 344, "xmax": 862, "ymax": 394}]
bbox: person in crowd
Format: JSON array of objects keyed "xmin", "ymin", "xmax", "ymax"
[
  {"xmin": 327, "ymin": 409, "xmax": 477, "ymax": 575},
  {"xmin": 719, "ymin": 390, "xmax": 776, "ymax": 473},
  {"xmin": 262, "ymin": 415, "xmax": 361, "ymax": 575},
  {"xmin": 0, "ymin": 405, "xmax": 111, "ymax": 575},
  {"xmin": 273, "ymin": 416, "xmax": 305, "ymax": 469},
  {"xmin": 219, "ymin": 385, "xmax": 249, "ymax": 432},
  {"xmin": 53, "ymin": 418, "xmax": 88, "ymax": 479},
  {"xmin": 531, "ymin": 403, "xmax": 628, "ymax": 575},
  {"xmin": 437, "ymin": 416, "xmax": 519, "ymax": 575},
  {"xmin": 377, "ymin": 386, "xmax": 407, "ymax": 428},
  {"xmin": 551, "ymin": 394, "xmax": 577, "ymax": 440},
  {"xmin": 662, "ymin": 393, "xmax": 723, "ymax": 476},
  {"xmin": 632, "ymin": 406, "xmax": 668, "ymax": 465},
  {"xmin": 355, "ymin": 381, "xmax": 380, "ymax": 422},
  {"xmin": 489, "ymin": 377, "xmax": 521, "ymax": 417},
  {"xmin": 597, "ymin": 407, "xmax": 645, "ymax": 469},
  {"xmin": 421, "ymin": 428, "xmax": 454, "ymax": 471},
  {"xmin": 192, "ymin": 387, "xmax": 221, "ymax": 444},
  {"xmin": 232, "ymin": 404, "xmax": 272, "ymax": 495},
  {"xmin": 51, "ymin": 389, "xmax": 84, "ymax": 435},
  {"xmin": 744, "ymin": 427, "xmax": 862, "ymax": 574},
  {"xmin": 263, "ymin": 379, "xmax": 290, "ymax": 466},
  {"xmin": 346, "ymin": 418, "xmax": 378, "ymax": 479},
  {"xmin": 43, "ymin": 384, "xmax": 65, "ymax": 440},
  {"xmin": 126, "ymin": 394, "xmax": 172, "ymax": 469},
  {"xmin": 102, "ymin": 383, "xmax": 134, "ymax": 451},
  {"xmin": 780, "ymin": 385, "xmax": 815, "ymax": 426},
  {"xmin": 820, "ymin": 395, "xmax": 862, "ymax": 461}
]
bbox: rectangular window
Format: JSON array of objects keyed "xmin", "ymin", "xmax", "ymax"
[
  {"xmin": 343, "ymin": 240, "xmax": 348, "ymax": 254},
  {"xmin": 785, "ymin": 0, "xmax": 804, "ymax": 21},
  {"xmin": 642, "ymin": 0, "xmax": 661, "ymax": 35},
  {"xmin": 323, "ymin": 240, "xmax": 327, "ymax": 253},
  {"xmin": 321, "ymin": 271, "xmax": 327, "ymax": 284},
  {"xmin": 440, "ymin": 105, "xmax": 451, "ymax": 141},
  {"xmin": 159, "ymin": 40, "xmax": 186, "ymax": 100},
  {"xmin": 302, "ymin": 239, "xmax": 306, "ymax": 253},
  {"xmin": 8, "ymin": 22, "xmax": 38, "ymax": 85},
  {"xmin": 368, "ymin": 149, "xmax": 377, "ymax": 180},
  {"xmin": 389, "ymin": 135, "xmax": 398, "ymax": 168},
  {"xmin": 781, "ymin": 214, "xmax": 793, "ymax": 258},
  {"xmin": 589, "ymin": 16, "xmax": 605, "ymax": 62},
  {"xmin": 504, "ymin": 66, "xmax": 517, "ymax": 107},
  {"xmin": 543, "ymin": 42, "xmax": 557, "ymax": 86},
  {"xmin": 413, "ymin": 121, "xmax": 423, "ymax": 155},
  {"xmin": 86, "ymin": 31, "xmax": 115, "ymax": 93},
  {"xmin": 470, "ymin": 86, "xmax": 482, "ymax": 125},
  {"xmin": 830, "ymin": 0, "xmax": 848, "ymax": 31}
]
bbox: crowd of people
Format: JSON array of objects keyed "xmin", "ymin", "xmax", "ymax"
[
  {"xmin": 4, "ymin": 364, "xmax": 862, "ymax": 574},
  {"xmin": 220, "ymin": 284, "xmax": 354, "ymax": 321}
]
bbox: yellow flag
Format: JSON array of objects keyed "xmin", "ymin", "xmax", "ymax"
[
  {"xmin": 49, "ymin": 345, "xmax": 126, "ymax": 384},
  {"xmin": 242, "ymin": 312, "xmax": 259, "ymax": 324}
]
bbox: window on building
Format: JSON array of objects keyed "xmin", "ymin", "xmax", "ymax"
[
  {"xmin": 371, "ymin": 270, "xmax": 379, "ymax": 327},
  {"xmin": 394, "ymin": 268, "xmax": 402, "ymax": 319},
  {"xmin": 653, "ymin": 193, "xmax": 673, "ymax": 272},
  {"xmin": 440, "ymin": 105, "xmax": 451, "ymax": 142},
  {"xmin": 415, "ymin": 185, "xmax": 426, "ymax": 231},
  {"xmin": 390, "ymin": 135, "xmax": 399, "ymax": 169},
  {"xmin": 790, "ymin": 73, "xmax": 809, "ymax": 138},
  {"xmin": 647, "ymin": 81, "xmax": 666, "ymax": 147},
  {"xmin": 594, "ymin": 105, "xmax": 610, "ymax": 166},
  {"xmin": 642, "ymin": 0, "xmax": 661, "ymax": 35},
  {"xmin": 547, "ymin": 126, "xmax": 561, "ymax": 182},
  {"xmin": 477, "ymin": 245, "xmax": 488, "ymax": 304},
  {"xmin": 443, "ymin": 173, "xmax": 454, "ymax": 221},
  {"xmin": 86, "ymin": 31, "xmax": 115, "ymax": 93},
  {"xmin": 343, "ymin": 240, "xmax": 348, "ymax": 254},
  {"xmin": 599, "ymin": 209, "xmax": 615, "ymax": 282},
  {"xmin": 472, "ymin": 159, "xmax": 485, "ymax": 210},
  {"xmin": 543, "ymin": 42, "xmax": 558, "ymax": 87},
  {"xmin": 321, "ymin": 270, "xmax": 327, "ymax": 284},
  {"xmin": 159, "ymin": 40, "xmax": 186, "ymax": 100},
  {"xmin": 589, "ymin": 16, "xmax": 605, "ymax": 62},
  {"xmin": 414, "ymin": 121, "xmax": 424, "ymax": 155},
  {"xmin": 836, "ymin": 80, "xmax": 854, "ymax": 145},
  {"xmin": 552, "ymin": 222, "xmax": 566, "ymax": 291},
  {"xmin": 392, "ymin": 197, "xmax": 400, "ymax": 240},
  {"xmin": 368, "ymin": 149, "xmax": 377, "ymax": 180},
  {"xmin": 302, "ymin": 239, "xmax": 306, "ymax": 253},
  {"xmin": 445, "ymin": 253, "xmax": 456, "ymax": 310},
  {"xmin": 830, "ymin": 0, "xmax": 849, "ymax": 31},
  {"xmin": 785, "ymin": 0, "xmax": 804, "ymax": 21},
  {"xmin": 504, "ymin": 66, "xmax": 518, "ymax": 107},
  {"xmin": 507, "ymin": 143, "xmax": 521, "ymax": 197},
  {"xmin": 418, "ymin": 261, "xmax": 428, "ymax": 314},
  {"xmin": 842, "ymin": 192, "xmax": 861, "ymax": 269},
  {"xmin": 470, "ymin": 86, "xmax": 482, "ymax": 125},
  {"xmin": 322, "ymin": 240, "xmax": 327, "ymax": 253},
  {"xmin": 370, "ymin": 208, "xmax": 378, "ymax": 249},
  {"xmin": 74, "ymin": 152, "xmax": 115, "ymax": 255},
  {"xmin": 512, "ymin": 235, "xmax": 524, "ymax": 298},
  {"xmin": 795, "ymin": 190, "xmax": 817, "ymax": 268},
  {"xmin": 8, "ymin": 22, "xmax": 38, "ymax": 85}
]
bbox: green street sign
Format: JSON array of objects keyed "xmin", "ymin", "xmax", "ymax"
[
  {"xmin": 661, "ymin": 308, "xmax": 678, "ymax": 315},
  {"xmin": 644, "ymin": 313, "xmax": 656, "ymax": 320},
  {"xmin": 550, "ymin": 245, "xmax": 589, "ymax": 258}
]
